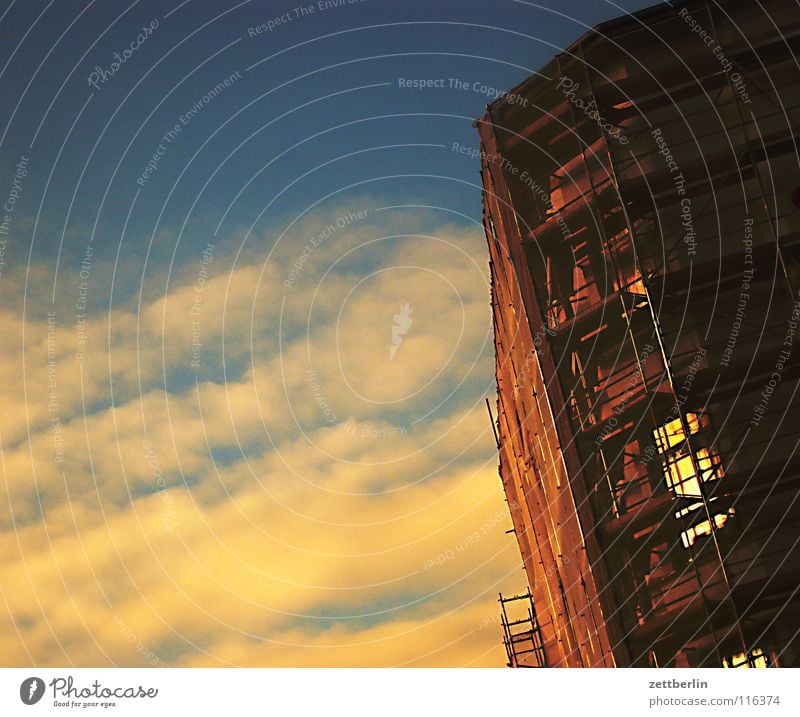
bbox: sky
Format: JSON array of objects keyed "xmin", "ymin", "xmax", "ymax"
[{"xmin": 0, "ymin": 0, "xmax": 656, "ymax": 667}]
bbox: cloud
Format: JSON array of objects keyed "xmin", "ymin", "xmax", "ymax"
[{"xmin": 0, "ymin": 203, "xmax": 522, "ymax": 666}]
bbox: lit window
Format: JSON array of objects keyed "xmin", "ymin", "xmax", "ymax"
[
  {"xmin": 680, "ymin": 509, "xmax": 734, "ymax": 548},
  {"xmin": 665, "ymin": 453, "xmax": 702, "ymax": 497},
  {"xmin": 654, "ymin": 413, "xmax": 706, "ymax": 452},
  {"xmin": 652, "ymin": 413, "xmax": 729, "ymax": 549},
  {"xmin": 722, "ymin": 647, "xmax": 769, "ymax": 668},
  {"xmin": 627, "ymin": 276, "xmax": 647, "ymax": 295},
  {"xmin": 616, "ymin": 266, "xmax": 647, "ymax": 297},
  {"xmin": 674, "ymin": 502, "xmax": 703, "ymax": 519},
  {"xmin": 653, "ymin": 414, "xmax": 721, "ymax": 498},
  {"xmin": 664, "ymin": 447, "xmax": 722, "ymax": 498}
]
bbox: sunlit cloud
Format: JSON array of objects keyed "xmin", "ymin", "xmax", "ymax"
[{"xmin": 0, "ymin": 203, "xmax": 521, "ymax": 667}]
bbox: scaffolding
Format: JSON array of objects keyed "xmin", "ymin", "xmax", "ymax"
[
  {"xmin": 499, "ymin": 591, "xmax": 547, "ymax": 668},
  {"xmin": 481, "ymin": 0, "xmax": 800, "ymax": 668}
]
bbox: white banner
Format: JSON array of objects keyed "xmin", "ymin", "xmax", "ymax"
[{"xmin": 0, "ymin": 668, "xmax": 797, "ymax": 716}]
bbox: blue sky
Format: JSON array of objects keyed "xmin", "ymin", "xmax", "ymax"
[
  {"xmin": 0, "ymin": 0, "xmax": 658, "ymax": 667},
  {"xmin": 3, "ymin": 0, "xmax": 652, "ymax": 269}
]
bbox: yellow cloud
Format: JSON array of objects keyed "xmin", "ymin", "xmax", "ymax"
[{"xmin": 0, "ymin": 205, "xmax": 521, "ymax": 667}]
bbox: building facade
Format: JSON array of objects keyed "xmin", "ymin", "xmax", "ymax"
[{"xmin": 479, "ymin": 0, "xmax": 800, "ymax": 667}]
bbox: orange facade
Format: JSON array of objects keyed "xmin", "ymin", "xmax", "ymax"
[{"xmin": 480, "ymin": 0, "xmax": 800, "ymax": 667}]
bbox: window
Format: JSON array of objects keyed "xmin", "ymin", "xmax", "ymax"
[
  {"xmin": 653, "ymin": 414, "xmax": 722, "ymax": 497},
  {"xmin": 609, "ymin": 229, "xmax": 648, "ymax": 298},
  {"xmin": 654, "ymin": 413, "xmax": 706, "ymax": 452},
  {"xmin": 652, "ymin": 413, "xmax": 730, "ymax": 548},
  {"xmin": 680, "ymin": 510, "xmax": 734, "ymax": 548},
  {"xmin": 722, "ymin": 648, "xmax": 769, "ymax": 669},
  {"xmin": 625, "ymin": 273, "xmax": 647, "ymax": 296},
  {"xmin": 664, "ymin": 447, "xmax": 723, "ymax": 498}
]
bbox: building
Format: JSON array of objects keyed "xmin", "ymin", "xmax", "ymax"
[{"xmin": 479, "ymin": 0, "xmax": 800, "ymax": 667}]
